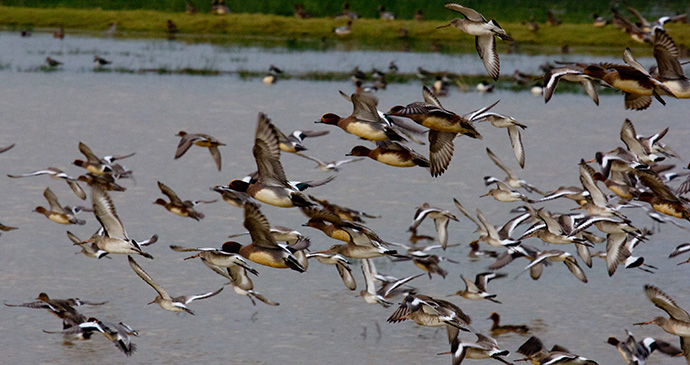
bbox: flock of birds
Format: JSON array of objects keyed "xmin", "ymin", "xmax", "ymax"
[{"xmin": 4, "ymin": 2, "xmax": 690, "ymax": 365}]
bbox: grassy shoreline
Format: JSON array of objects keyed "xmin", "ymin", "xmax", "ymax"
[{"xmin": 1, "ymin": 6, "xmax": 688, "ymax": 53}]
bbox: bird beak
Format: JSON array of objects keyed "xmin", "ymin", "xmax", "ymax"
[
  {"xmin": 633, "ymin": 321, "xmax": 652, "ymax": 326},
  {"xmin": 147, "ymin": 299, "xmax": 156, "ymax": 305},
  {"xmin": 479, "ymin": 192, "xmax": 490, "ymax": 198},
  {"xmin": 437, "ymin": 23, "xmax": 452, "ymax": 29},
  {"xmin": 183, "ymin": 253, "xmax": 201, "ymax": 260}
]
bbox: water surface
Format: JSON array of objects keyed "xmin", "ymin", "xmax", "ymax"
[{"xmin": 0, "ymin": 34, "xmax": 689, "ymax": 365}]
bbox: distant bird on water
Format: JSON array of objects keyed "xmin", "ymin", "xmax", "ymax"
[
  {"xmin": 46, "ymin": 57, "xmax": 62, "ymax": 67},
  {"xmin": 94, "ymin": 55, "xmax": 111, "ymax": 66},
  {"xmin": 333, "ymin": 21, "xmax": 352, "ymax": 36}
]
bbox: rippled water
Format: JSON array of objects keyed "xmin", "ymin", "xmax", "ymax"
[{"xmin": 1, "ymin": 32, "xmax": 689, "ymax": 365}]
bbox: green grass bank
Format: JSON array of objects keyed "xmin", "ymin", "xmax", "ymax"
[
  {"xmin": 1, "ymin": 0, "xmax": 688, "ymax": 23},
  {"xmin": 1, "ymin": 6, "xmax": 689, "ymax": 53}
]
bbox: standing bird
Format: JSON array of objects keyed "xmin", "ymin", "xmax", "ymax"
[
  {"xmin": 174, "ymin": 131, "xmax": 225, "ymax": 171},
  {"xmin": 438, "ymin": 3, "xmax": 513, "ymax": 80},
  {"xmin": 166, "ymin": 20, "xmax": 178, "ymax": 35},
  {"xmin": 128, "ymin": 256, "xmax": 223, "ymax": 315}
]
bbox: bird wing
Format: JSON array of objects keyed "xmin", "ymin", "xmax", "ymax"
[
  {"xmin": 336, "ymin": 261, "xmax": 357, "ymax": 290},
  {"xmin": 579, "ymin": 162, "xmax": 608, "ymax": 207},
  {"xmin": 543, "ymin": 67, "xmax": 570, "ymax": 103},
  {"xmin": 636, "ymin": 168, "xmax": 681, "ymax": 203},
  {"xmin": 453, "ymin": 198, "xmax": 483, "ymax": 231},
  {"xmin": 294, "ymin": 153, "xmax": 326, "ymax": 167},
  {"xmin": 563, "ymin": 256, "xmax": 588, "ymax": 283},
  {"xmin": 623, "ymin": 48, "xmax": 648, "ymax": 75},
  {"xmin": 243, "ymin": 201, "xmax": 280, "ymax": 249},
  {"xmin": 127, "ymin": 256, "xmax": 170, "ymax": 300},
  {"xmin": 381, "ymin": 273, "xmax": 423, "ymax": 298},
  {"xmin": 43, "ymin": 187, "xmax": 67, "ymax": 214},
  {"xmin": 654, "ymin": 29, "xmax": 685, "ymax": 79},
  {"xmin": 476, "ymin": 35, "xmax": 500, "ymax": 80},
  {"xmin": 208, "ymin": 146, "xmax": 222, "ymax": 171},
  {"xmin": 169, "ymin": 245, "xmax": 216, "ymax": 252},
  {"xmin": 79, "ymin": 142, "xmax": 101, "ymax": 164},
  {"xmin": 174, "ymin": 133, "xmax": 197, "ymax": 159},
  {"xmin": 92, "ymin": 186, "xmax": 128, "ymax": 240},
  {"xmin": 605, "ymin": 232, "xmax": 627, "ymax": 276},
  {"xmin": 351, "ymin": 93, "xmax": 383, "ymax": 124},
  {"xmin": 486, "ymin": 147, "xmax": 515, "ymax": 179},
  {"xmin": 179, "ymin": 287, "xmax": 223, "ymax": 304},
  {"xmin": 409, "ymin": 204, "xmax": 432, "ymax": 231},
  {"xmin": 507, "ymin": 126, "xmax": 525, "ymax": 168},
  {"xmin": 422, "ymin": 85, "xmax": 444, "ymax": 108},
  {"xmin": 360, "ymin": 258, "xmax": 378, "ymax": 295},
  {"xmin": 624, "ymin": 93, "xmax": 653, "ymax": 111},
  {"xmin": 580, "ymin": 79, "xmax": 600, "ymax": 106},
  {"xmin": 429, "ymin": 130, "xmax": 456, "ymax": 177},
  {"xmin": 433, "ymin": 214, "xmax": 451, "ymax": 248},
  {"xmin": 461, "ymin": 275, "xmax": 479, "ymax": 293},
  {"xmin": 253, "ymin": 113, "xmax": 290, "ymax": 186},
  {"xmin": 444, "ymin": 3, "xmax": 486, "ymax": 22},
  {"xmin": 644, "ymin": 284, "xmax": 690, "ymax": 321},
  {"xmin": 157, "ymin": 181, "xmax": 184, "ymax": 205},
  {"xmin": 620, "ymin": 119, "xmax": 646, "ymax": 157}
]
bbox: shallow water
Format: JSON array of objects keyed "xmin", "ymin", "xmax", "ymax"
[{"xmin": 1, "ymin": 33, "xmax": 689, "ymax": 365}]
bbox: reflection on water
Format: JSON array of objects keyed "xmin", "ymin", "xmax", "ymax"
[{"xmin": 0, "ymin": 35, "xmax": 689, "ymax": 365}]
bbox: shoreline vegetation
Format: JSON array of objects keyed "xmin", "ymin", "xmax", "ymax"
[
  {"xmin": 2, "ymin": 5, "xmax": 687, "ymax": 93},
  {"xmin": 0, "ymin": 6, "xmax": 688, "ymax": 53}
]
